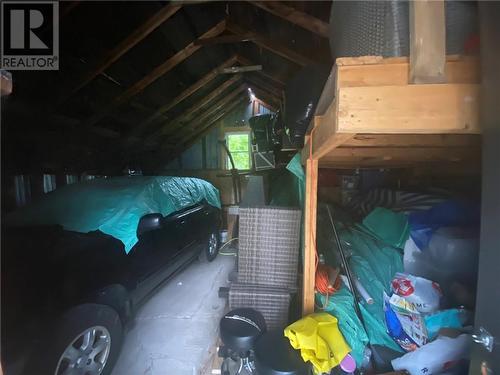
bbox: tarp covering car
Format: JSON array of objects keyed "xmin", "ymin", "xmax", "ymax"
[{"xmin": 5, "ymin": 176, "xmax": 221, "ymax": 253}]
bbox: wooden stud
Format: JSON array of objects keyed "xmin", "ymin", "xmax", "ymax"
[
  {"xmin": 409, "ymin": 0, "xmax": 446, "ymax": 83},
  {"xmin": 81, "ymin": 20, "xmax": 226, "ymax": 129},
  {"xmin": 248, "ymin": 1, "xmax": 329, "ymax": 38},
  {"xmin": 64, "ymin": 3, "xmax": 182, "ymax": 98},
  {"xmin": 226, "ymin": 22, "xmax": 315, "ymax": 66},
  {"xmin": 302, "ymin": 158, "xmax": 318, "ymax": 316}
]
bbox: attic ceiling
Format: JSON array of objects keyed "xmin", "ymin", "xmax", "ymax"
[{"xmin": 1, "ymin": 1, "xmax": 332, "ymax": 174}]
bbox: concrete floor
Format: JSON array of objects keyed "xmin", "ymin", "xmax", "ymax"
[{"xmin": 111, "ymin": 253, "xmax": 235, "ymax": 375}]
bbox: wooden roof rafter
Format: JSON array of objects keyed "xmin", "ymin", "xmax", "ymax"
[
  {"xmin": 248, "ymin": 86, "xmax": 280, "ymax": 111},
  {"xmin": 161, "ymin": 84, "xmax": 248, "ymax": 149},
  {"xmin": 161, "ymin": 96, "xmax": 248, "ymax": 164},
  {"xmin": 246, "ymin": 1, "xmax": 329, "ymax": 38},
  {"xmin": 226, "ymin": 21, "xmax": 315, "ymax": 67},
  {"xmin": 79, "ymin": 19, "xmax": 227, "ymax": 130},
  {"xmin": 144, "ymin": 74, "xmax": 244, "ymax": 144},
  {"xmin": 193, "ymin": 33, "xmax": 256, "ymax": 46},
  {"xmin": 245, "ymin": 75, "xmax": 282, "ymax": 98},
  {"xmin": 61, "ymin": 3, "xmax": 182, "ymax": 101},
  {"xmin": 235, "ymin": 55, "xmax": 287, "ymax": 87},
  {"xmin": 124, "ymin": 55, "xmax": 239, "ymax": 142}
]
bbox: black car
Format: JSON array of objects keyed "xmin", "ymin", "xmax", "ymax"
[{"xmin": 2, "ymin": 177, "xmax": 222, "ymax": 375}]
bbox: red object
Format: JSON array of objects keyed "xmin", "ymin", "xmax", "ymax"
[
  {"xmin": 315, "ymin": 264, "xmax": 341, "ymax": 295},
  {"xmin": 392, "ymin": 277, "xmax": 415, "ymax": 297}
]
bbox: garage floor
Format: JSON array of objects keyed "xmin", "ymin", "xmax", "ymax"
[{"xmin": 111, "ymin": 253, "xmax": 235, "ymax": 375}]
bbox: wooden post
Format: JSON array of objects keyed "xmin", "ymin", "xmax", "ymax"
[
  {"xmin": 302, "ymin": 158, "xmax": 318, "ymax": 316},
  {"xmin": 409, "ymin": 0, "xmax": 446, "ymax": 83}
]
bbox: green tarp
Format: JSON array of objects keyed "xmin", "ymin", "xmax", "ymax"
[
  {"xmin": 361, "ymin": 207, "xmax": 410, "ymax": 249},
  {"xmin": 6, "ymin": 176, "xmax": 221, "ymax": 253},
  {"xmin": 317, "ymin": 208, "xmax": 407, "ymax": 366}
]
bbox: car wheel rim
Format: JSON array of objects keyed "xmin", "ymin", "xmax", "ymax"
[
  {"xmin": 208, "ymin": 232, "xmax": 217, "ymax": 256},
  {"xmin": 55, "ymin": 326, "xmax": 111, "ymax": 375}
]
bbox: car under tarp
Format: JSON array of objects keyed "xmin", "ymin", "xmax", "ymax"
[{"xmin": 6, "ymin": 176, "xmax": 221, "ymax": 253}]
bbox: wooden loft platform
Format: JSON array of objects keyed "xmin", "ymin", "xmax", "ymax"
[
  {"xmin": 300, "ymin": 54, "xmax": 482, "ymax": 315},
  {"xmin": 301, "ymin": 55, "xmax": 481, "ymax": 169}
]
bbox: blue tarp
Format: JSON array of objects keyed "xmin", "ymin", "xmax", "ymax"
[
  {"xmin": 408, "ymin": 199, "xmax": 480, "ymax": 249},
  {"xmin": 6, "ymin": 176, "xmax": 221, "ymax": 253}
]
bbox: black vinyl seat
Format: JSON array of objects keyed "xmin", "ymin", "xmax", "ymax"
[
  {"xmin": 254, "ymin": 331, "xmax": 309, "ymax": 375},
  {"xmin": 220, "ymin": 308, "xmax": 267, "ymax": 356}
]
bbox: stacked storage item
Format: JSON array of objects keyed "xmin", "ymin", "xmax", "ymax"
[{"xmin": 229, "ymin": 207, "xmax": 301, "ymax": 329}]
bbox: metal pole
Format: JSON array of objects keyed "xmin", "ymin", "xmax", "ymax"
[{"xmin": 326, "ymin": 205, "xmax": 363, "ymax": 320}]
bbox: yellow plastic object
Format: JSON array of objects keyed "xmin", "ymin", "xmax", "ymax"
[{"xmin": 284, "ymin": 313, "xmax": 351, "ymax": 373}]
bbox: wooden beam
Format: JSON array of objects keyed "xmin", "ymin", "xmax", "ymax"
[
  {"xmin": 227, "ymin": 21, "xmax": 314, "ymax": 66},
  {"xmin": 245, "ymin": 75, "xmax": 283, "ymax": 98},
  {"xmin": 145, "ymin": 75, "xmax": 242, "ymax": 143},
  {"xmin": 236, "ymin": 55, "xmax": 287, "ymax": 86},
  {"xmin": 409, "ymin": 0, "xmax": 446, "ymax": 83},
  {"xmin": 65, "ymin": 3, "xmax": 182, "ymax": 98},
  {"xmin": 319, "ymin": 159, "xmax": 481, "ymax": 169},
  {"xmin": 326, "ymin": 146, "xmax": 478, "ymax": 162},
  {"xmin": 162, "ymin": 85, "xmax": 247, "ymax": 147},
  {"xmin": 343, "ymin": 134, "xmax": 481, "ymax": 148},
  {"xmin": 336, "ymin": 84, "xmax": 480, "ymax": 134},
  {"xmin": 246, "ymin": 84, "xmax": 281, "ymax": 108},
  {"xmin": 125, "ymin": 55, "xmax": 239, "ymax": 141},
  {"xmin": 166, "ymin": 97, "xmax": 247, "ymax": 160},
  {"xmin": 194, "ymin": 33, "xmax": 256, "ymax": 46},
  {"xmin": 81, "ymin": 20, "xmax": 226, "ymax": 129},
  {"xmin": 336, "ymin": 56, "xmax": 480, "ymax": 88},
  {"xmin": 302, "ymin": 158, "xmax": 318, "ymax": 316},
  {"xmin": 249, "ymin": 87, "xmax": 280, "ymax": 110},
  {"xmin": 221, "ymin": 65, "xmax": 262, "ymax": 74},
  {"xmin": 254, "ymin": 97, "xmax": 278, "ymax": 112},
  {"xmin": 248, "ymin": 1, "xmax": 329, "ymax": 38}
]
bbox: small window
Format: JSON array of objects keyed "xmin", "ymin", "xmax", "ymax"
[
  {"xmin": 66, "ymin": 175, "xmax": 78, "ymax": 185},
  {"xmin": 43, "ymin": 174, "xmax": 56, "ymax": 193},
  {"xmin": 14, "ymin": 175, "xmax": 31, "ymax": 207},
  {"xmin": 226, "ymin": 132, "xmax": 251, "ymax": 170}
]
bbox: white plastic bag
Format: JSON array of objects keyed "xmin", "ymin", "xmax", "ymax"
[
  {"xmin": 391, "ymin": 334, "xmax": 471, "ymax": 375},
  {"xmin": 403, "ymin": 237, "xmax": 423, "ymax": 275},
  {"xmin": 391, "ymin": 273, "xmax": 442, "ymax": 313}
]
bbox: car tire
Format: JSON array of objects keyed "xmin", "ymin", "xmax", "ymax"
[
  {"xmin": 25, "ymin": 303, "xmax": 123, "ymax": 375},
  {"xmin": 199, "ymin": 230, "xmax": 220, "ymax": 262}
]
